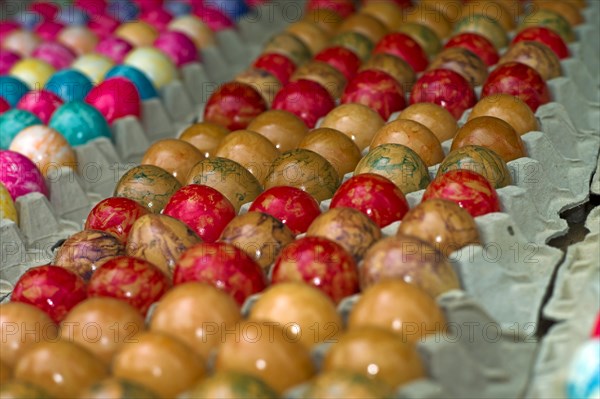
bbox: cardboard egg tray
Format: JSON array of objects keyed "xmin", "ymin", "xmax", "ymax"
[{"xmin": 1, "ymin": 0, "xmax": 599, "ymax": 397}]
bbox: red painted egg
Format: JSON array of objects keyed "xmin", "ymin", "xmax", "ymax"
[
  {"xmin": 0, "ymin": 97, "xmax": 9, "ymax": 114},
  {"xmin": 272, "ymin": 79, "xmax": 335, "ymax": 128},
  {"xmin": 248, "ymin": 186, "xmax": 321, "ymax": 235},
  {"xmin": 373, "ymin": 33, "xmax": 428, "ymax": 73},
  {"xmin": 33, "ymin": 20, "xmax": 64, "ymax": 41},
  {"xmin": 271, "ymin": 236, "xmax": 359, "ymax": 303},
  {"xmin": 84, "ymin": 197, "xmax": 150, "ymax": 244},
  {"xmin": 592, "ymin": 312, "xmax": 600, "ymax": 338},
  {"xmin": 306, "ymin": 0, "xmax": 354, "ymax": 17},
  {"xmin": 173, "ymin": 242, "xmax": 266, "ymax": 305},
  {"xmin": 11, "ymin": 265, "xmax": 87, "ymax": 323},
  {"xmin": 253, "ymin": 53, "xmax": 296, "ymax": 85},
  {"xmin": 341, "ymin": 69, "xmax": 405, "ymax": 120},
  {"xmin": 85, "ymin": 77, "xmax": 141, "ymax": 124},
  {"xmin": 162, "ymin": 184, "xmax": 236, "ymax": 243},
  {"xmin": 330, "ymin": 173, "xmax": 409, "ymax": 228},
  {"xmin": 482, "ymin": 61, "xmax": 550, "ymax": 112},
  {"xmin": 314, "ymin": 46, "xmax": 362, "ymax": 80},
  {"xmin": 16, "ymin": 89, "xmax": 63, "ymax": 124},
  {"xmin": 409, "ymin": 68, "xmax": 477, "ymax": 119},
  {"xmin": 422, "ymin": 169, "xmax": 501, "ymax": 217},
  {"xmin": 443, "ymin": 32, "xmax": 500, "ymax": 66},
  {"xmin": 87, "ymin": 256, "xmax": 171, "ymax": 315},
  {"xmin": 512, "ymin": 26, "xmax": 570, "ymax": 60},
  {"xmin": 204, "ymin": 82, "xmax": 267, "ymax": 131}
]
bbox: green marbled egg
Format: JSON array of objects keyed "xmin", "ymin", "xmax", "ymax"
[
  {"xmin": 454, "ymin": 14, "xmax": 508, "ymax": 50},
  {"xmin": 519, "ymin": 8, "xmax": 575, "ymax": 43},
  {"xmin": 0, "ymin": 381, "xmax": 54, "ymax": 399},
  {"xmin": 263, "ymin": 32, "xmax": 311, "ymax": 66},
  {"xmin": 181, "ymin": 371, "xmax": 279, "ymax": 399},
  {"xmin": 397, "ymin": 22, "xmax": 442, "ymax": 57},
  {"xmin": 329, "ymin": 31, "xmax": 374, "ymax": 61},
  {"xmin": 301, "ymin": 370, "xmax": 392, "ymax": 399},
  {"xmin": 437, "ymin": 145, "xmax": 512, "ymax": 188},
  {"xmin": 79, "ymin": 378, "xmax": 160, "ymax": 399}
]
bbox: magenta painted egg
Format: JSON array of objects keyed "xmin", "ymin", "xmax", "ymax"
[
  {"xmin": 84, "ymin": 197, "xmax": 150, "ymax": 244},
  {"xmin": 271, "ymin": 236, "xmax": 359, "ymax": 304},
  {"xmin": 0, "ymin": 150, "xmax": 49, "ymax": 200},
  {"xmin": 140, "ymin": 8, "xmax": 173, "ymax": 32},
  {"xmin": 30, "ymin": 1, "xmax": 60, "ymax": 19},
  {"xmin": 11, "ymin": 265, "xmax": 87, "ymax": 323},
  {"xmin": 444, "ymin": 32, "xmax": 500, "ymax": 67},
  {"xmin": 0, "ymin": 97, "xmax": 9, "ymax": 114},
  {"xmin": 409, "ymin": 68, "xmax": 477, "ymax": 119},
  {"xmin": 95, "ymin": 36, "xmax": 134, "ymax": 64},
  {"xmin": 16, "ymin": 89, "xmax": 63, "ymax": 124},
  {"xmin": 482, "ymin": 61, "xmax": 550, "ymax": 112},
  {"xmin": 163, "ymin": 184, "xmax": 236, "ymax": 243},
  {"xmin": 249, "ymin": 186, "xmax": 321, "ymax": 235},
  {"xmin": 253, "ymin": 53, "xmax": 296, "ymax": 85},
  {"xmin": 193, "ymin": 6, "xmax": 235, "ymax": 31},
  {"xmin": 173, "ymin": 242, "xmax": 267, "ymax": 306},
  {"xmin": 341, "ymin": 69, "xmax": 405, "ymax": 121},
  {"xmin": 85, "ymin": 77, "xmax": 141, "ymax": 124},
  {"xmin": 31, "ymin": 42, "xmax": 76, "ymax": 70},
  {"xmin": 87, "ymin": 256, "xmax": 171, "ymax": 315},
  {"xmin": 373, "ymin": 33, "xmax": 428, "ymax": 73},
  {"xmin": 315, "ymin": 46, "xmax": 362, "ymax": 81},
  {"xmin": 204, "ymin": 82, "xmax": 267, "ymax": 131},
  {"xmin": 0, "ymin": 21, "xmax": 20, "ymax": 42},
  {"xmin": 0, "ymin": 50, "xmax": 21, "ymax": 74},
  {"xmin": 33, "ymin": 20, "xmax": 65, "ymax": 41},
  {"xmin": 307, "ymin": 0, "xmax": 355, "ymax": 17},
  {"xmin": 87, "ymin": 14, "xmax": 119, "ymax": 40},
  {"xmin": 154, "ymin": 31, "xmax": 199, "ymax": 67},
  {"xmin": 330, "ymin": 173, "xmax": 409, "ymax": 228},
  {"xmin": 422, "ymin": 169, "xmax": 501, "ymax": 218},
  {"xmin": 272, "ymin": 79, "xmax": 335, "ymax": 128},
  {"xmin": 512, "ymin": 27, "xmax": 570, "ymax": 60}
]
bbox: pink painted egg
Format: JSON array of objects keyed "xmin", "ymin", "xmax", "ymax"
[
  {"xmin": 154, "ymin": 31, "xmax": 199, "ymax": 67},
  {"xmin": 31, "ymin": 42, "xmax": 76, "ymax": 70},
  {"xmin": 0, "ymin": 149, "xmax": 49, "ymax": 200},
  {"xmin": 16, "ymin": 89, "xmax": 63, "ymax": 124},
  {"xmin": 84, "ymin": 77, "xmax": 141, "ymax": 124},
  {"xmin": 95, "ymin": 36, "xmax": 134, "ymax": 64}
]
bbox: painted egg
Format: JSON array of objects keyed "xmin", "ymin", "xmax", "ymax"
[
  {"xmin": 31, "ymin": 42, "xmax": 76, "ymax": 70},
  {"xmin": 173, "ymin": 242, "xmax": 266, "ymax": 305},
  {"xmin": 48, "ymin": 101, "xmax": 112, "ymax": 145},
  {"xmin": 360, "ymin": 235, "xmax": 460, "ymax": 296},
  {"xmin": 338, "ymin": 13, "xmax": 388, "ymax": 44},
  {"xmin": 341, "ymin": 69, "xmax": 406, "ymax": 121},
  {"xmin": 452, "ymin": 116, "xmax": 527, "ymax": 162},
  {"xmin": 114, "ymin": 21, "xmax": 157, "ymax": 47},
  {"xmin": 404, "ymin": 5, "xmax": 452, "ymax": 39},
  {"xmin": 0, "ymin": 50, "xmax": 21, "ymax": 75},
  {"xmin": 123, "ymin": 47, "xmax": 176, "ymax": 89},
  {"xmin": 95, "ymin": 36, "xmax": 134, "ymax": 64},
  {"xmin": 323, "ymin": 327, "xmax": 424, "ymax": 388},
  {"xmin": 422, "ymin": 169, "xmax": 502, "ymax": 217},
  {"xmin": 397, "ymin": 22, "xmax": 442, "ymax": 58},
  {"xmin": 84, "ymin": 197, "xmax": 149, "ymax": 243},
  {"xmin": 398, "ymin": 102, "xmax": 458, "ymax": 143},
  {"xmin": 114, "ymin": 164, "xmax": 181, "ymax": 213},
  {"xmin": 154, "ymin": 30, "xmax": 198, "ymax": 67},
  {"xmin": 149, "ymin": 282, "xmax": 241, "ymax": 359},
  {"xmin": 60, "ymin": 297, "xmax": 145, "ymax": 365},
  {"xmin": 193, "ymin": 5, "xmax": 234, "ymax": 31},
  {"xmin": 0, "ymin": 302, "xmax": 58, "ymax": 368},
  {"xmin": 127, "ymin": 214, "xmax": 201, "ymax": 277},
  {"xmin": 444, "ymin": 32, "xmax": 500, "ymax": 66},
  {"xmin": 71, "ymin": 53, "xmax": 114, "ymax": 84},
  {"xmin": 44, "ymin": 69, "xmax": 93, "ymax": 102},
  {"xmin": 519, "ymin": 8, "xmax": 574, "ymax": 43},
  {"xmin": 373, "ymin": 32, "xmax": 428, "ymax": 73},
  {"xmin": 428, "ymin": 47, "xmax": 489, "ymax": 86},
  {"xmin": 398, "ymin": 197, "xmax": 481, "ymax": 257},
  {"xmin": 0, "ymin": 97, "xmax": 8, "ymax": 114},
  {"xmin": 2, "ymin": 30, "xmax": 41, "ymax": 57},
  {"xmin": 361, "ymin": 1, "xmax": 403, "ymax": 31},
  {"xmin": 567, "ymin": 339, "xmax": 600, "ymax": 399},
  {"xmin": 186, "ymin": 157, "xmax": 263, "ymax": 212},
  {"xmin": 0, "ymin": 381, "xmax": 54, "ymax": 398},
  {"xmin": 0, "ymin": 109, "xmax": 42, "ymax": 150},
  {"xmin": 0, "ymin": 21, "xmax": 21, "ymax": 42},
  {"xmin": 454, "ymin": 14, "xmax": 508, "ymax": 50},
  {"xmin": 349, "ymin": 280, "xmax": 447, "ymax": 343},
  {"xmin": 87, "ymin": 14, "xmax": 120, "ymax": 40},
  {"xmin": 141, "ymin": 138, "xmax": 203, "ymax": 184},
  {"xmin": 11, "ymin": 265, "xmax": 87, "ymax": 323},
  {"xmin": 220, "ymin": 211, "xmax": 295, "ymax": 270},
  {"xmin": 252, "ymin": 52, "xmax": 296, "ymax": 85},
  {"xmin": 262, "ymin": 32, "xmax": 311, "ymax": 66},
  {"xmin": 307, "ymin": 0, "xmax": 355, "ymax": 17},
  {"xmin": 84, "ymin": 76, "xmax": 141, "ymax": 124},
  {"xmin": 301, "ymin": 370, "xmax": 393, "ymax": 399},
  {"xmin": 9, "ymin": 58, "xmax": 55, "ymax": 89},
  {"xmin": 214, "ymin": 321, "xmax": 315, "ymax": 393},
  {"xmin": 57, "ymin": 26, "xmax": 98, "ymax": 55},
  {"xmin": 420, "ymin": 0, "xmax": 462, "ymax": 21},
  {"xmin": 499, "ymin": 40, "xmax": 562, "ymax": 80},
  {"xmin": 246, "ymin": 109, "xmax": 308, "ymax": 152},
  {"xmin": 214, "ymin": 129, "xmax": 279, "ymax": 184},
  {"xmin": 272, "ymin": 79, "xmax": 335, "ymax": 128},
  {"xmin": 248, "ymin": 186, "xmax": 321, "ymax": 235},
  {"xmin": 410, "ymin": 68, "xmax": 477, "ymax": 119},
  {"xmin": 314, "ymin": 46, "xmax": 361, "ymax": 81},
  {"xmin": 469, "ymin": 93, "xmax": 539, "ymax": 136},
  {"xmin": 182, "ymin": 371, "xmax": 278, "ymax": 399},
  {"xmin": 463, "ymin": 1, "xmax": 515, "ymax": 31},
  {"xmin": 438, "ymin": 145, "xmax": 512, "ymax": 188},
  {"xmin": 360, "ymin": 53, "xmax": 416, "ymax": 88},
  {"xmin": 302, "ymin": 8, "xmax": 343, "ymax": 36},
  {"xmin": 112, "ymin": 332, "xmax": 205, "ymax": 398},
  {"xmin": 79, "ymin": 378, "xmax": 160, "ymax": 399},
  {"xmin": 355, "ymin": 143, "xmax": 430, "ymax": 194},
  {"xmin": 321, "ymin": 103, "xmax": 385, "ymax": 151},
  {"xmin": 168, "ymin": 15, "xmax": 215, "ymax": 48},
  {"xmin": 299, "ymin": 127, "xmax": 361, "ymax": 178},
  {"xmin": 533, "ymin": 0, "xmax": 583, "ymax": 26},
  {"xmin": 0, "ymin": 361, "xmax": 10, "ymax": 383},
  {"xmin": 204, "ymin": 82, "xmax": 267, "ymax": 131},
  {"xmin": 105, "ymin": 64, "xmax": 159, "ymax": 100},
  {"xmin": 264, "ymin": 149, "xmax": 339, "ymax": 203},
  {"xmin": 234, "ymin": 68, "xmax": 281, "ymax": 106},
  {"xmin": 286, "ymin": 20, "xmax": 329, "ymax": 55},
  {"xmin": 0, "ymin": 149, "xmax": 48, "ymax": 199},
  {"xmin": 271, "ymin": 236, "xmax": 359, "ymax": 303},
  {"xmin": 291, "ymin": 60, "xmax": 347, "ymax": 99},
  {"xmin": 87, "ymin": 256, "xmax": 171, "ymax": 315},
  {"xmin": 15, "ymin": 89, "xmax": 63, "ymax": 124},
  {"xmin": 0, "ymin": 182, "xmax": 18, "ymax": 224},
  {"xmin": 14, "ymin": 340, "xmax": 107, "ymax": 398},
  {"xmin": 179, "ymin": 121, "xmax": 229, "ymax": 157},
  {"xmin": 0, "ymin": 76, "xmax": 28, "ymax": 108},
  {"xmin": 53, "ymin": 230, "xmax": 125, "ymax": 281},
  {"xmin": 512, "ymin": 27, "xmax": 570, "ymax": 59},
  {"xmin": 329, "ymin": 31, "xmax": 374, "ymax": 61}
]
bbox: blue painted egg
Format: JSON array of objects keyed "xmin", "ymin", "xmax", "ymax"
[
  {"xmin": 0, "ymin": 76, "xmax": 29, "ymax": 107},
  {"xmin": 211, "ymin": 0, "xmax": 249, "ymax": 20},
  {"xmin": 48, "ymin": 101, "xmax": 112, "ymax": 146},
  {"xmin": 0, "ymin": 109, "xmax": 42, "ymax": 149},
  {"xmin": 44, "ymin": 69, "xmax": 94, "ymax": 102},
  {"xmin": 57, "ymin": 6, "xmax": 89, "ymax": 26},
  {"xmin": 105, "ymin": 65, "xmax": 158, "ymax": 100},
  {"xmin": 567, "ymin": 339, "xmax": 600, "ymax": 399}
]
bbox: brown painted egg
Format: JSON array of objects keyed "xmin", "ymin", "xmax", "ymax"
[
  {"xmin": 290, "ymin": 60, "xmax": 347, "ymax": 99},
  {"xmin": 360, "ymin": 1, "xmax": 403, "ymax": 31},
  {"xmin": 531, "ymin": 0, "xmax": 583, "ymax": 26},
  {"xmin": 286, "ymin": 20, "xmax": 329, "ymax": 55},
  {"xmin": 264, "ymin": 149, "xmax": 339, "ymax": 202},
  {"xmin": 329, "ymin": 31, "xmax": 374, "ymax": 61},
  {"xmin": 321, "ymin": 103, "xmax": 385, "ymax": 151},
  {"xmin": 181, "ymin": 372, "xmax": 278, "ymax": 399},
  {"xmin": 370, "ymin": 119, "xmax": 444, "ymax": 167},
  {"xmin": 398, "ymin": 103, "xmax": 457, "ymax": 143},
  {"xmin": 60, "ymin": 297, "xmax": 145, "ymax": 366},
  {"xmin": 112, "ymin": 331, "xmax": 205, "ymax": 398},
  {"xmin": 54, "ymin": 229, "xmax": 125, "ymax": 281},
  {"xmin": 360, "ymin": 235, "xmax": 460, "ymax": 297},
  {"xmin": 498, "ymin": 40, "xmax": 562, "ymax": 80},
  {"xmin": 468, "ymin": 93, "xmax": 539, "ymax": 136},
  {"xmin": 0, "ymin": 381, "xmax": 53, "ymax": 398},
  {"xmin": 323, "ymin": 327, "xmax": 424, "ymax": 388},
  {"xmin": 126, "ymin": 214, "xmax": 201, "ymax": 278},
  {"xmin": 234, "ymin": 68, "xmax": 282, "ymax": 106},
  {"xmin": 249, "ymin": 282, "xmax": 343, "ymax": 348},
  {"xmin": 338, "ymin": 13, "xmax": 388, "ymax": 44},
  {"xmin": 349, "ymin": 280, "xmax": 447, "ymax": 344},
  {"xmin": 451, "ymin": 116, "xmax": 527, "ymax": 162},
  {"xmin": 301, "ymin": 370, "xmax": 393, "ymax": 399},
  {"xmin": 355, "ymin": 143, "xmax": 431, "ymax": 194},
  {"xmin": 0, "ymin": 302, "xmax": 58, "ymax": 368},
  {"xmin": 428, "ymin": 47, "xmax": 488, "ymax": 86},
  {"xmin": 14, "ymin": 340, "xmax": 107, "ymax": 398},
  {"xmin": 453, "ymin": 14, "xmax": 508, "ymax": 50},
  {"xmin": 397, "ymin": 22, "xmax": 443, "ymax": 58},
  {"xmin": 114, "ymin": 164, "xmax": 182, "ymax": 213},
  {"xmin": 179, "ymin": 122, "xmax": 229, "ymax": 158},
  {"xmin": 78, "ymin": 378, "xmax": 160, "ymax": 399},
  {"xmin": 0, "ymin": 361, "xmax": 11, "ymax": 383},
  {"xmin": 463, "ymin": 1, "xmax": 516, "ymax": 31},
  {"xmin": 438, "ymin": 145, "xmax": 513, "ymax": 189},
  {"xmin": 262, "ymin": 32, "xmax": 311, "ymax": 66},
  {"xmin": 359, "ymin": 53, "xmax": 416, "ymax": 88},
  {"xmin": 214, "ymin": 321, "xmax": 315, "ymax": 393},
  {"xmin": 404, "ymin": 6, "xmax": 452, "ymax": 39},
  {"xmin": 246, "ymin": 109, "xmax": 308, "ymax": 152},
  {"xmin": 298, "ymin": 127, "xmax": 361, "ymax": 179},
  {"xmin": 186, "ymin": 157, "xmax": 262, "ymax": 212},
  {"xmin": 141, "ymin": 139, "xmax": 204, "ymax": 185},
  {"xmin": 303, "ymin": 8, "xmax": 343, "ymax": 36},
  {"xmin": 219, "ymin": 211, "xmax": 295, "ymax": 271},
  {"xmin": 150, "ymin": 282, "xmax": 241, "ymax": 360},
  {"xmin": 398, "ymin": 198, "xmax": 481, "ymax": 257},
  {"xmin": 215, "ymin": 129, "xmax": 279, "ymax": 185}
]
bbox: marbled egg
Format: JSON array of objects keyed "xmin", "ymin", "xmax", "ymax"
[
  {"xmin": 498, "ymin": 40, "xmax": 562, "ymax": 80},
  {"xmin": 301, "ymin": 370, "xmax": 393, "ymax": 399},
  {"xmin": 0, "ymin": 149, "xmax": 49, "ymax": 200},
  {"xmin": 329, "ymin": 31, "xmax": 374, "ymax": 61},
  {"xmin": 182, "ymin": 372, "xmax": 278, "ymax": 399},
  {"xmin": 291, "ymin": 60, "xmax": 347, "ymax": 99},
  {"xmin": 512, "ymin": 27, "xmax": 570, "ymax": 60},
  {"xmin": 359, "ymin": 53, "xmax": 416, "ymax": 88},
  {"xmin": 438, "ymin": 145, "xmax": 512, "ymax": 188},
  {"xmin": 403, "ymin": 5, "xmax": 452, "ymax": 39},
  {"xmin": 204, "ymin": 82, "xmax": 267, "ymax": 131},
  {"xmin": 338, "ymin": 13, "xmax": 388, "ymax": 45},
  {"xmin": 48, "ymin": 101, "xmax": 112, "ymax": 146},
  {"xmin": 299, "ymin": 127, "xmax": 361, "ymax": 179},
  {"xmin": 428, "ymin": 47, "xmax": 489, "ymax": 86},
  {"xmin": 124, "ymin": 47, "xmax": 177, "ymax": 89},
  {"xmin": 532, "ymin": 0, "xmax": 583, "ymax": 26},
  {"xmin": 463, "ymin": 1, "xmax": 516, "ymax": 31},
  {"xmin": 179, "ymin": 122, "xmax": 229, "ymax": 157},
  {"xmin": 0, "ymin": 381, "xmax": 54, "ymax": 398},
  {"xmin": 453, "ymin": 14, "xmax": 508, "ymax": 50},
  {"xmin": 314, "ymin": 46, "xmax": 362, "ymax": 81},
  {"xmin": 519, "ymin": 8, "xmax": 574, "ymax": 42},
  {"xmin": 286, "ymin": 20, "xmax": 329, "ymax": 55},
  {"xmin": 85, "ymin": 197, "xmax": 149, "ymax": 243},
  {"xmin": 398, "ymin": 102, "xmax": 458, "ymax": 143},
  {"xmin": 397, "ymin": 22, "xmax": 442, "ymax": 58},
  {"xmin": 262, "ymin": 32, "xmax": 311, "ymax": 66},
  {"xmin": 0, "ymin": 109, "xmax": 42, "ymax": 150},
  {"xmin": 234, "ymin": 68, "xmax": 281, "ymax": 106},
  {"xmin": 79, "ymin": 378, "xmax": 160, "ymax": 399},
  {"xmin": 360, "ymin": 0, "xmax": 403, "ymax": 31},
  {"xmin": 321, "ymin": 103, "xmax": 385, "ymax": 151},
  {"xmin": 0, "ymin": 182, "xmax": 18, "ymax": 224},
  {"xmin": 246, "ymin": 109, "xmax": 308, "ymax": 152},
  {"xmin": 141, "ymin": 139, "xmax": 204, "ymax": 185},
  {"xmin": 444, "ymin": 32, "xmax": 500, "ymax": 66}
]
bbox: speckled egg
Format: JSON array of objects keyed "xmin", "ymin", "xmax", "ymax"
[
  {"xmin": 9, "ymin": 58, "xmax": 55, "ymax": 88},
  {"xmin": 314, "ymin": 46, "xmax": 362, "ymax": 81},
  {"xmin": 85, "ymin": 197, "xmax": 149, "ymax": 243},
  {"xmin": 0, "ymin": 182, "xmax": 18, "ymax": 224},
  {"xmin": 397, "ymin": 22, "xmax": 442, "ymax": 58},
  {"xmin": 290, "ymin": 60, "xmax": 347, "ymax": 99},
  {"xmin": 286, "ymin": 20, "xmax": 329, "ymax": 55},
  {"xmin": 329, "ymin": 31, "xmax": 374, "ymax": 61},
  {"xmin": 84, "ymin": 76, "xmax": 141, "ymax": 124},
  {"xmin": 499, "ymin": 40, "xmax": 562, "ymax": 80},
  {"xmin": 444, "ymin": 32, "xmax": 500, "ymax": 66},
  {"xmin": 95, "ymin": 36, "xmax": 134, "ymax": 64},
  {"xmin": 512, "ymin": 26, "xmax": 570, "ymax": 60},
  {"xmin": 246, "ymin": 109, "xmax": 308, "ymax": 152},
  {"xmin": 234, "ymin": 68, "xmax": 281, "ymax": 106},
  {"xmin": 468, "ymin": 93, "xmax": 539, "ymax": 136},
  {"xmin": 301, "ymin": 370, "xmax": 393, "ymax": 399},
  {"xmin": 123, "ymin": 47, "xmax": 177, "ymax": 89},
  {"xmin": 15, "ymin": 89, "xmax": 63, "ymax": 124},
  {"xmin": 57, "ymin": 26, "xmax": 98, "ymax": 55},
  {"xmin": 299, "ymin": 127, "xmax": 362, "ymax": 179},
  {"xmin": 78, "ymin": 378, "xmax": 160, "ymax": 399},
  {"xmin": 252, "ymin": 52, "xmax": 296, "ymax": 85},
  {"xmin": 141, "ymin": 139, "xmax": 204, "ymax": 184},
  {"xmin": 114, "ymin": 164, "xmax": 181, "ymax": 213},
  {"xmin": 204, "ymin": 82, "xmax": 268, "ymax": 131},
  {"xmin": 0, "ymin": 109, "xmax": 42, "ymax": 150},
  {"xmin": 453, "ymin": 14, "xmax": 508, "ymax": 50},
  {"xmin": 0, "ymin": 149, "xmax": 49, "ymax": 200},
  {"xmin": 519, "ymin": 8, "xmax": 574, "ymax": 42},
  {"xmin": 168, "ymin": 15, "xmax": 215, "ymax": 48},
  {"xmin": 438, "ymin": 145, "xmax": 512, "ymax": 189},
  {"xmin": 179, "ymin": 122, "xmax": 229, "ymax": 157},
  {"xmin": 337, "ymin": 13, "xmax": 388, "ymax": 44},
  {"xmin": 182, "ymin": 372, "xmax": 278, "ymax": 399},
  {"xmin": 48, "ymin": 101, "xmax": 112, "ymax": 146},
  {"xmin": 321, "ymin": 103, "xmax": 385, "ymax": 151},
  {"xmin": 398, "ymin": 102, "xmax": 458, "ymax": 143},
  {"xmin": 115, "ymin": 21, "xmax": 157, "ymax": 47},
  {"xmin": 31, "ymin": 41, "xmax": 76, "ymax": 70},
  {"xmin": 272, "ymin": 79, "xmax": 335, "ymax": 129},
  {"xmin": 373, "ymin": 32, "xmax": 429, "ymax": 73},
  {"xmin": 262, "ymin": 32, "xmax": 311, "ymax": 66},
  {"xmin": 44, "ymin": 68, "xmax": 93, "ymax": 102},
  {"xmin": 428, "ymin": 47, "xmax": 489, "ymax": 86},
  {"xmin": 359, "ymin": 53, "xmax": 416, "ymax": 88},
  {"xmin": 71, "ymin": 53, "xmax": 115, "ymax": 84}
]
